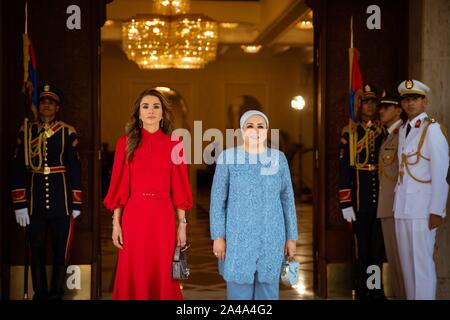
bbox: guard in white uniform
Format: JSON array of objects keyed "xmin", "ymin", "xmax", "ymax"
[{"xmin": 394, "ymin": 79, "xmax": 449, "ymax": 300}]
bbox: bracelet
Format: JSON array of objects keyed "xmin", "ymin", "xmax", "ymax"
[
  {"xmin": 112, "ymin": 212, "xmax": 121, "ymax": 225},
  {"xmin": 179, "ymin": 217, "xmax": 188, "ymax": 224}
]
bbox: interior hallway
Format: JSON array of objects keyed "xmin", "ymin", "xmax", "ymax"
[{"xmin": 100, "ymin": 187, "xmax": 315, "ymax": 300}]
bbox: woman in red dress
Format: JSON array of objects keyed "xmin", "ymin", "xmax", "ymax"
[{"xmin": 104, "ymin": 89, "xmax": 193, "ymax": 300}]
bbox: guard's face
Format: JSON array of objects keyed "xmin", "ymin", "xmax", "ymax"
[
  {"xmin": 242, "ymin": 115, "xmax": 268, "ymax": 145},
  {"xmin": 403, "ymin": 95, "xmax": 427, "ymax": 118},
  {"xmin": 400, "ymin": 98, "xmax": 408, "ymax": 110},
  {"xmin": 361, "ymin": 99, "xmax": 377, "ymax": 117},
  {"xmin": 38, "ymin": 98, "xmax": 59, "ymax": 119},
  {"xmin": 379, "ymin": 105, "xmax": 401, "ymax": 124},
  {"xmin": 139, "ymin": 95, "xmax": 163, "ymax": 127}
]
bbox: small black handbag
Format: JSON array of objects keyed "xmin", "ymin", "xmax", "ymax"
[{"xmin": 172, "ymin": 245, "xmax": 190, "ymax": 280}]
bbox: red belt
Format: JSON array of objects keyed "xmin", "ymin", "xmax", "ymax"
[
  {"xmin": 32, "ymin": 166, "xmax": 66, "ymax": 175},
  {"xmin": 356, "ymin": 164, "xmax": 378, "ymax": 171},
  {"xmin": 132, "ymin": 192, "xmax": 170, "ymax": 199}
]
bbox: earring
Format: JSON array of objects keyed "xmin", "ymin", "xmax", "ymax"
[
  {"xmin": 139, "ymin": 119, "xmax": 143, "ymax": 128},
  {"xmin": 160, "ymin": 119, "xmax": 164, "ymax": 128}
]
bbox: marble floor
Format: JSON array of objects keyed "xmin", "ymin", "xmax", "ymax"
[{"xmin": 100, "ymin": 186, "xmax": 318, "ymax": 300}]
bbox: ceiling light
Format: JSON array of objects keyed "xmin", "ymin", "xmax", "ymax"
[
  {"xmin": 122, "ymin": 0, "xmax": 218, "ymax": 69},
  {"xmin": 104, "ymin": 20, "xmax": 114, "ymax": 27},
  {"xmin": 220, "ymin": 22, "xmax": 239, "ymax": 29},
  {"xmin": 296, "ymin": 20, "xmax": 313, "ymax": 30},
  {"xmin": 291, "ymin": 96, "xmax": 306, "ymax": 110},
  {"xmin": 240, "ymin": 45, "xmax": 262, "ymax": 54}
]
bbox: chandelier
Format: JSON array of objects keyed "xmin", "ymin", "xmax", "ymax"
[{"xmin": 122, "ymin": 0, "xmax": 218, "ymax": 69}]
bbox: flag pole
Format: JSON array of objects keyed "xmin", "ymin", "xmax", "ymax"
[
  {"xmin": 348, "ymin": 17, "xmax": 359, "ymax": 300},
  {"xmin": 23, "ymin": 0, "xmax": 30, "ymax": 168},
  {"xmin": 350, "ymin": 15, "xmax": 353, "ymax": 49},
  {"xmin": 22, "ymin": 0, "xmax": 31, "ymax": 301},
  {"xmin": 349, "ymin": 16, "xmax": 355, "ymax": 166},
  {"xmin": 25, "ymin": 1, "xmax": 28, "ymax": 34}
]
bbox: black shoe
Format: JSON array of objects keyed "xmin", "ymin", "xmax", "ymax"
[
  {"xmin": 355, "ymin": 290, "xmax": 370, "ymax": 300},
  {"xmin": 370, "ymin": 290, "xmax": 387, "ymax": 300},
  {"xmin": 47, "ymin": 293, "xmax": 63, "ymax": 301},
  {"xmin": 32, "ymin": 292, "xmax": 48, "ymax": 301}
]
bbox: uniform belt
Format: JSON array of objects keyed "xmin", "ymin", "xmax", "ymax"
[
  {"xmin": 356, "ymin": 164, "xmax": 378, "ymax": 171},
  {"xmin": 132, "ymin": 192, "xmax": 170, "ymax": 199},
  {"xmin": 32, "ymin": 166, "xmax": 66, "ymax": 175}
]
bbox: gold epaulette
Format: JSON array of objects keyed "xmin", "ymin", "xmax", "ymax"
[
  {"xmin": 425, "ymin": 116, "xmax": 447, "ymax": 139},
  {"xmin": 59, "ymin": 121, "xmax": 77, "ymax": 135},
  {"xmin": 341, "ymin": 125, "xmax": 350, "ymax": 135}
]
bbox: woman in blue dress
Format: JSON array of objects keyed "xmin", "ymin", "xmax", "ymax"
[{"xmin": 210, "ymin": 110, "xmax": 298, "ymax": 300}]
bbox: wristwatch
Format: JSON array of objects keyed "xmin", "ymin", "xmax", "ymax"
[{"xmin": 179, "ymin": 217, "xmax": 188, "ymax": 224}]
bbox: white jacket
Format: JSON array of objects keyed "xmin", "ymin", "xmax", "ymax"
[{"xmin": 394, "ymin": 112, "xmax": 449, "ymax": 219}]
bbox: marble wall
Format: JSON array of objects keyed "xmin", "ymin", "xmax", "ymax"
[{"xmin": 409, "ymin": 0, "xmax": 450, "ymax": 300}]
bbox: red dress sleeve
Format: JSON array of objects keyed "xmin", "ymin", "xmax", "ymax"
[
  {"xmin": 170, "ymin": 137, "xmax": 193, "ymax": 211},
  {"xmin": 104, "ymin": 136, "xmax": 130, "ymax": 212}
]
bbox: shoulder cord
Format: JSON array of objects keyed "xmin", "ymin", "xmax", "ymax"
[
  {"xmin": 27, "ymin": 125, "xmax": 46, "ymax": 171},
  {"xmin": 354, "ymin": 125, "xmax": 381, "ymax": 169},
  {"xmin": 400, "ymin": 121, "xmax": 432, "ymax": 184}
]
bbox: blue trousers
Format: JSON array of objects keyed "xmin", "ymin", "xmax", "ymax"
[{"xmin": 227, "ymin": 275, "xmax": 279, "ymax": 300}]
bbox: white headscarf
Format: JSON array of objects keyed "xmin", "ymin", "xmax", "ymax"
[{"xmin": 239, "ymin": 110, "xmax": 269, "ymax": 130}]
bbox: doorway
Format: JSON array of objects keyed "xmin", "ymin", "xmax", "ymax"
[{"xmin": 99, "ymin": 0, "xmax": 316, "ymax": 300}]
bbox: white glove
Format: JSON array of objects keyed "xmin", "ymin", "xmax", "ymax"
[
  {"xmin": 15, "ymin": 208, "xmax": 30, "ymax": 227},
  {"xmin": 72, "ymin": 210, "xmax": 81, "ymax": 219},
  {"xmin": 342, "ymin": 207, "xmax": 356, "ymax": 222}
]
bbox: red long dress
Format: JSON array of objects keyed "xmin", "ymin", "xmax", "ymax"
[{"xmin": 104, "ymin": 128, "xmax": 193, "ymax": 300}]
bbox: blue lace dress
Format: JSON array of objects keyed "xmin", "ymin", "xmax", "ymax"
[{"xmin": 210, "ymin": 147, "xmax": 298, "ymax": 284}]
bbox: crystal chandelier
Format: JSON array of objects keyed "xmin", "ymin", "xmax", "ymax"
[{"xmin": 122, "ymin": 0, "xmax": 218, "ymax": 69}]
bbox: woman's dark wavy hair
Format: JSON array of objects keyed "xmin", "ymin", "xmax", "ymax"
[{"xmin": 125, "ymin": 89, "xmax": 173, "ymax": 161}]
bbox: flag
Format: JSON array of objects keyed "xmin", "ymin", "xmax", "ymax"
[
  {"xmin": 23, "ymin": 33, "xmax": 38, "ymax": 120},
  {"xmin": 348, "ymin": 17, "xmax": 363, "ymax": 166},
  {"xmin": 348, "ymin": 47, "xmax": 363, "ymax": 121}
]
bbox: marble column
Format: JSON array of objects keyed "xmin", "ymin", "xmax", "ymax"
[{"xmin": 409, "ymin": 0, "xmax": 450, "ymax": 300}]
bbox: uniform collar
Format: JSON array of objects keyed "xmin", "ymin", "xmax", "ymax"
[
  {"xmin": 38, "ymin": 119, "xmax": 58, "ymax": 131},
  {"xmin": 388, "ymin": 119, "xmax": 403, "ymax": 135},
  {"xmin": 406, "ymin": 112, "xmax": 427, "ymax": 127},
  {"xmin": 360, "ymin": 114, "xmax": 375, "ymax": 123}
]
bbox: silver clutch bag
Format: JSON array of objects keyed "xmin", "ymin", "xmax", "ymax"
[
  {"xmin": 172, "ymin": 245, "xmax": 190, "ymax": 280},
  {"xmin": 280, "ymin": 260, "xmax": 300, "ymax": 287}
]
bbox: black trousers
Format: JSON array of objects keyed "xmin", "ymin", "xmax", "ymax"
[
  {"xmin": 352, "ymin": 210, "xmax": 386, "ymax": 299},
  {"xmin": 28, "ymin": 212, "xmax": 71, "ymax": 300}
]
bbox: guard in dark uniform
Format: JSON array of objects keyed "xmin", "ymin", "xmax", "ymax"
[
  {"xmin": 11, "ymin": 83, "xmax": 82, "ymax": 300},
  {"xmin": 338, "ymin": 84, "xmax": 386, "ymax": 300}
]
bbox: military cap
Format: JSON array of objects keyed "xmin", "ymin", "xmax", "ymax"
[
  {"xmin": 397, "ymin": 79, "xmax": 430, "ymax": 98},
  {"xmin": 377, "ymin": 91, "xmax": 401, "ymax": 108},
  {"xmin": 361, "ymin": 84, "xmax": 378, "ymax": 101},
  {"xmin": 38, "ymin": 83, "xmax": 64, "ymax": 104}
]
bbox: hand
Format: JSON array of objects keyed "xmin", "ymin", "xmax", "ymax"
[
  {"xmin": 177, "ymin": 223, "xmax": 187, "ymax": 247},
  {"xmin": 285, "ymin": 240, "xmax": 296, "ymax": 260},
  {"xmin": 213, "ymin": 238, "xmax": 226, "ymax": 261},
  {"xmin": 342, "ymin": 207, "xmax": 356, "ymax": 222},
  {"xmin": 72, "ymin": 210, "xmax": 81, "ymax": 219},
  {"xmin": 112, "ymin": 223, "xmax": 124, "ymax": 249},
  {"xmin": 15, "ymin": 208, "xmax": 30, "ymax": 227},
  {"xmin": 429, "ymin": 214, "xmax": 443, "ymax": 230}
]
